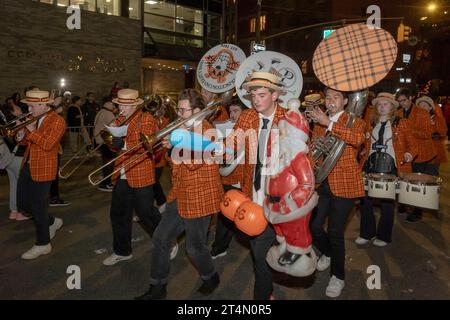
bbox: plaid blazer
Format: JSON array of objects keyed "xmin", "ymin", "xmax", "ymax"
[
  {"xmin": 227, "ymin": 105, "xmax": 286, "ymax": 198},
  {"xmin": 431, "ymin": 106, "xmax": 448, "ymax": 164},
  {"xmin": 112, "ymin": 111, "xmax": 157, "ymax": 188},
  {"xmin": 312, "ymin": 112, "xmax": 366, "ymax": 198},
  {"xmin": 22, "ymin": 111, "xmax": 66, "ymax": 182},
  {"xmin": 360, "ymin": 118, "xmax": 417, "ymax": 175},
  {"xmin": 167, "ymin": 120, "xmax": 224, "ymax": 218},
  {"xmin": 221, "ymin": 161, "xmax": 244, "ymax": 186},
  {"xmin": 398, "ymin": 105, "xmax": 437, "ymax": 163},
  {"xmin": 210, "ymin": 105, "xmax": 229, "ymax": 123}
]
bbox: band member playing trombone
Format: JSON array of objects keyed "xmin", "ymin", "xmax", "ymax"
[
  {"xmin": 16, "ymin": 90, "xmax": 66, "ymax": 259},
  {"xmin": 136, "ymin": 89, "xmax": 223, "ymax": 300},
  {"xmin": 308, "ymin": 87, "xmax": 366, "ymax": 298},
  {"xmin": 102, "ymin": 89, "xmax": 162, "ymax": 266}
]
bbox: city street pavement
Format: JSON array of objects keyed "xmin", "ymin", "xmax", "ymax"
[{"xmin": 0, "ymin": 151, "xmax": 449, "ymax": 300}]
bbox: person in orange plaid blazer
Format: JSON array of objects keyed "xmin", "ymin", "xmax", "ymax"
[
  {"xmin": 102, "ymin": 89, "xmax": 162, "ymax": 267},
  {"xmin": 153, "ymin": 115, "xmax": 169, "ymax": 212},
  {"xmin": 416, "ymin": 95, "xmax": 448, "ymax": 170},
  {"xmin": 210, "ymin": 99, "xmax": 247, "ymax": 259},
  {"xmin": 201, "ymin": 87, "xmax": 230, "ymax": 123},
  {"xmin": 356, "ymin": 92, "xmax": 417, "ymax": 248},
  {"xmin": 221, "ymin": 71, "xmax": 287, "ymax": 300},
  {"xmin": 396, "ymin": 88, "xmax": 437, "ymax": 223},
  {"xmin": 136, "ymin": 89, "xmax": 224, "ymax": 300},
  {"xmin": 308, "ymin": 87, "xmax": 366, "ymax": 298},
  {"xmin": 16, "ymin": 90, "xmax": 66, "ymax": 260}
]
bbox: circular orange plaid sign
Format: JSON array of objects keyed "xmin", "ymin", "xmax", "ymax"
[{"xmin": 313, "ymin": 23, "xmax": 398, "ymax": 91}]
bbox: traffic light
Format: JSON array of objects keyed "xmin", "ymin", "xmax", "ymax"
[
  {"xmin": 397, "ymin": 22, "xmax": 405, "ymax": 42},
  {"xmin": 397, "ymin": 22, "xmax": 412, "ymax": 43}
]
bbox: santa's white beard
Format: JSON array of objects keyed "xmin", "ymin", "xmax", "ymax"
[{"xmin": 266, "ymin": 122, "xmax": 308, "ymax": 175}]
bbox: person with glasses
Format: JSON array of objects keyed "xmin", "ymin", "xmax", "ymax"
[
  {"xmin": 396, "ymin": 88, "xmax": 436, "ymax": 223},
  {"xmin": 136, "ymin": 88, "xmax": 224, "ymax": 300}
]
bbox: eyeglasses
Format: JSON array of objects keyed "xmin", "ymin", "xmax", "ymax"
[{"xmin": 176, "ymin": 107, "xmax": 193, "ymax": 114}]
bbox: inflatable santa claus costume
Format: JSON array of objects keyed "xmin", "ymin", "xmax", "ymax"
[{"xmin": 264, "ymin": 99, "xmax": 319, "ymax": 277}]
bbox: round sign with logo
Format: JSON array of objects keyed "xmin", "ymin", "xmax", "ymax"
[
  {"xmin": 196, "ymin": 44, "xmax": 246, "ymax": 93},
  {"xmin": 235, "ymin": 51, "xmax": 303, "ymax": 108}
]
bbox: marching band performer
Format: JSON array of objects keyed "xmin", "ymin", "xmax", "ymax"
[
  {"xmin": 356, "ymin": 92, "xmax": 416, "ymax": 247},
  {"xmin": 308, "ymin": 87, "xmax": 366, "ymax": 298},
  {"xmin": 225, "ymin": 71, "xmax": 286, "ymax": 300},
  {"xmin": 210, "ymin": 98, "xmax": 246, "ymax": 259},
  {"xmin": 201, "ymin": 87, "xmax": 229, "ymax": 123},
  {"xmin": 136, "ymin": 89, "xmax": 223, "ymax": 300},
  {"xmin": 396, "ymin": 88, "xmax": 436, "ymax": 223},
  {"xmin": 102, "ymin": 89, "xmax": 162, "ymax": 266},
  {"xmin": 17, "ymin": 90, "xmax": 66, "ymax": 259}
]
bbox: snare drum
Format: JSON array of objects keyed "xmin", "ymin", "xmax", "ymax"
[
  {"xmin": 398, "ymin": 173, "xmax": 441, "ymax": 210},
  {"xmin": 366, "ymin": 173, "xmax": 398, "ymax": 200}
]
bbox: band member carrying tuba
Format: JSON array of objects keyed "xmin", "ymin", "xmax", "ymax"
[{"xmin": 308, "ymin": 87, "xmax": 366, "ymax": 297}]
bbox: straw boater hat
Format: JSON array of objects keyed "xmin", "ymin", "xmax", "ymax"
[
  {"xmin": 372, "ymin": 92, "xmax": 399, "ymax": 108},
  {"xmin": 112, "ymin": 89, "xmax": 144, "ymax": 106},
  {"xmin": 242, "ymin": 71, "xmax": 286, "ymax": 94},
  {"xmin": 21, "ymin": 90, "xmax": 54, "ymax": 105},
  {"xmin": 416, "ymin": 95, "xmax": 435, "ymax": 110},
  {"xmin": 301, "ymin": 93, "xmax": 324, "ymax": 107}
]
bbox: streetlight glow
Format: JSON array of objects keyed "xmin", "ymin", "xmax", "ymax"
[{"xmin": 428, "ymin": 3, "xmax": 437, "ymax": 11}]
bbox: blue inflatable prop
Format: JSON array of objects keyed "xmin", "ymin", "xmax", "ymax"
[{"xmin": 169, "ymin": 129, "xmax": 233, "ymax": 154}]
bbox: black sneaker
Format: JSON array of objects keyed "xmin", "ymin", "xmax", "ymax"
[
  {"xmin": 211, "ymin": 249, "xmax": 227, "ymax": 260},
  {"xmin": 134, "ymin": 285, "xmax": 167, "ymax": 300},
  {"xmin": 405, "ymin": 214, "xmax": 421, "ymax": 223},
  {"xmin": 197, "ymin": 273, "xmax": 220, "ymax": 295},
  {"xmin": 49, "ymin": 199, "xmax": 71, "ymax": 207},
  {"xmin": 97, "ymin": 184, "xmax": 113, "ymax": 192}
]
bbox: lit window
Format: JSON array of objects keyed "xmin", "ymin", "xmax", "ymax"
[{"xmin": 250, "ymin": 15, "xmax": 266, "ymax": 33}]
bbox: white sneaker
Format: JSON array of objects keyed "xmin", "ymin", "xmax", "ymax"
[
  {"xmin": 49, "ymin": 218, "xmax": 63, "ymax": 240},
  {"xmin": 159, "ymin": 203, "xmax": 167, "ymax": 214},
  {"xmin": 316, "ymin": 254, "xmax": 331, "ymax": 272},
  {"xmin": 326, "ymin": 275, "xmax": 345, "ymax": 298},
  {"xmin": 132, "ymin": 215, "xmax": 140, "ymax": 222},
  {"xmin": 103, "ymin": 253, "xmax": 133, "ymax": 266},
  {"xmin": 170, "ymin": 243, "xmax": 179, "ymax": 260},
  {"xmin": 355, "ymin": 236, "xmax": 373, "ymax": 245},
  {"xmin": 373, "ymin": 238, "xmax": 388, "ymax": 247},
  {"xmin": 21, "ymin": 244, "xmax": 52, "ymax": 260}
]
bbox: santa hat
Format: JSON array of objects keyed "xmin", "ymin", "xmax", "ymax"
[{"xmin": 282, "ymin": 98, "xmax": 309, "ymax": 142}]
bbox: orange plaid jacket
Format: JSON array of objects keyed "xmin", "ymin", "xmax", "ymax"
[
  {"xmin": 167, "ymin": 120, "xmax": 224, "ymax": 218},
  {"xmin": 431, "ymin": 106, "xmax": 448, "ymax": 164},
  {"xmin": 312, "ymin": 112, "xmax": 366, "ymax": 198},
  {"xmin": 22, "ymin": 111, "xmax": 66, "ymax": 182},
  {"xmin": 360, "ymin": 118, "xmax": 417, "ymax": 175},
  {"xmin": 226, "ymin": 105, "xmax": 286, "ymax": 198},
  {"xmin": 210, "ymin": 105, "xmax": 229, "ymax": 123},
  {"xmin": 398, "ymin": 105, "xmax": 436, "ymax": 163},
  {"xmin": 112, "ymin": 111, "xmax": 158, "ymax": 188},
  {"xmin": 221, "ymin": 161, "xmax": 244, "ymax": 186}
]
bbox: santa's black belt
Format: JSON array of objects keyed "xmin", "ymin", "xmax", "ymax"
[{"xmin": 268, "ymin": 195, "xmax": 281, "ymax": 203}]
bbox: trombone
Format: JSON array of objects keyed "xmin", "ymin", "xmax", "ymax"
[
  {"xmin": 87, "ymin": 93, "xmax": 233, "ymax": 186},
  {"xmin": 0, "ymin": 110, "xmax": 53, "ymax": 138}
]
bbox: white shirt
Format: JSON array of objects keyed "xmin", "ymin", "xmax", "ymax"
[
  {"xmin": 252, "ymin": 110, "xmax": 276, "ymax": 206},
  {"xmin": 326, "ymin": 110, "xmax": 344, "ymax": 132},
  {"xmin": 369, "ymin": 121, "xmax": 396, "ymax": 163}
]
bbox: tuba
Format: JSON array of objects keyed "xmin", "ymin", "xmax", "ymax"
[{"xmin": 310, "ymin": 89, "xmax": 368, "ymax": 184}]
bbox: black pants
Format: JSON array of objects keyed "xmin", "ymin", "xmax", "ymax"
[
  {"xmin": 49, "ymin": 154, "xmax": 61, "ymax": 200},
  {"xmin": 150, "ymin": 201, "xmax": 216, "ymax": 285},
  {"xmin": 250, "ymin": 224, "xmax": 275, "ymax": 299},
  {"xmin": 310, "ymin": 180, "xmax": 354, "ymax": 280},
  {"xmin": 17, "ymin": 163, "xmax": 54, "ymax": 245},
  {"xmin": 360, "ymin": 196, "xmax": 395, "ymax": 243},
  {"xmin": 153, "ymin": 167, "xmax": 166, "ymax": 206},
  {"xmin": 99, "ymin": 144, "xmax": 116, "ymax": 186},
  {"xmin": 211, "ymin": 184, "xmax": 239, "ymax": 254},
  {"xmin": 110, "ymin": 179, "xmax": 161, "ymax": 256}
]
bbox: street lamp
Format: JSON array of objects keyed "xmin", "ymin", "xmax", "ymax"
[{"xmin": 428, "ymin": 3, "xmax": 437, "ymax": 12}]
